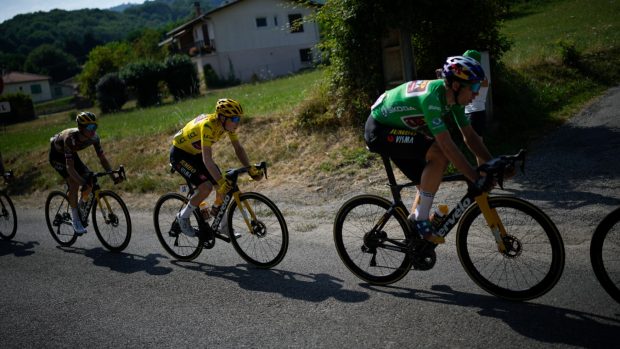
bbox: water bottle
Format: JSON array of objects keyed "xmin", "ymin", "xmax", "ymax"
[
  {"xmin": 199, "ymin": 201, "xmax": 211, "ymax": 220},
  {"xmin": 431, "ymin": 204, "xmax": 449, "ymax": 230}
]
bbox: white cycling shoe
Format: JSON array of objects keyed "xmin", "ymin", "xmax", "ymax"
[
  {"xmin": 176, "ymin": 213, "xmax": 196, "ymax": 237},
  {"xmin": 72, "ymin": 219, "xmax": 87, "ymax": 236}
]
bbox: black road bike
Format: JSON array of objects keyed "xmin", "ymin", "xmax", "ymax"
[
  {"xmin": 0, "ymin": 170, "xmax": 17, "ymax": 240},
  {"xmin": 590, "ymin": 206, "xmax": 620, "ymax": 303},
  {"xmin": 334, "ymin": 150, "xmax": 565, "ymax": 301},
  {"xmin": 45, "ymin": 167, "xmax": 131, "ymax": 251},
  {"xmin": 154, "ymin": 161, "xmax": 288, "ymax": 268}
]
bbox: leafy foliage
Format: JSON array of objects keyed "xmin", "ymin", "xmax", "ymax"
[
  {"xmin": 78, "ymin": 42, "xmax": 136, "ymax": 101},
  {"xmin": 23, "ymin": 44, "xmax": 80, "ymax": 82},
  {"xmin": 163, "ymin": 55, "xmax": 200, "ymax": 100},
  {"xmin": 0, "ymin": 1, "xmax": 221, "ymax": 73},
  {"xmin": 120, "ymin": 60, "xmax": 166, "ymax": 107},
  {"xmin": 315, "ymin": 0, "xmax": 511, "ymax": 127},
  {"xmin": 0, "ymin": 93, "xmax": 35, "ymax": 124},
  {"xmin": 96, "ymin": 73, "xmax": 128, "ymax": 113}
]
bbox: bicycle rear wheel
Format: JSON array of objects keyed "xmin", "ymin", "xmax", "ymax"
[
  {"xmin": 456, "ymin": 196, "xmax": 565, "ymax": 301},
  {"xmin": 45, "ymin": 190, "xmax": 78, "ymax": 247},
  {"xmin": 333, "ymin": 195, "xmax": 413, "ymax": 285},
  {"xmin": 0, "ymin": 193, "xmax": 17, "ymax": 240},
  {"xmin": 92, "ymin": 190, "xmax": 132, "ymax": 252},
  {"xmin": 590, "ymin": 207, "xmax": 620, "ymax": 303},
  {"xmin": 227, "ymin": 192, "xmax": 288, "ymax": 268},
  {"xmin": 153, "ymin": 193, "xmax": 203, "ymax": 261}
]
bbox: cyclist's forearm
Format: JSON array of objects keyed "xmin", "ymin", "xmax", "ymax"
[
  {"xmin": 463, "ymin": 127, "xmax": 492, "ymax": 165},
  {"xmin": 232, "ymin": 141, "xmax": 251, "ymax": 167},
  {"xmin": 98, "ymin": 154, "xmax": 113, "ymax": 172}
]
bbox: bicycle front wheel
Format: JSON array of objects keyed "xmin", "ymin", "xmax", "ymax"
[
  {"xmin": 457, "ymin": 196, "xmax": 565, "ymax": 301},
  {"xmin": 45, "ymin": 190, "xmax": 78, "ymax": 247},
  {"xmin": 92, "ymin": 190, "xmax": 132, "ymax": 252},
  {"xmin": 153, "ymin": 193, "xmax": 203, "ymax": 261},
  {"xmin": 227, "ymin": 192, "xmax": 288, "ymax": 268},
  {"xmin": 334, "ymin": 195, "xmax": 413, "ymax": 285},
  {"xmin": 0, "ymin": 193, "xmax": 17, "ymax": 240},
  {"xmin": 591, "ymin": 207, "xmax": 620, "ymax": 303}
]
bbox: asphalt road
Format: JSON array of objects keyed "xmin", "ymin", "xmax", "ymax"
[{"xmin": 1, "ymin": 86, "xmax": 619, "ymax": 348}]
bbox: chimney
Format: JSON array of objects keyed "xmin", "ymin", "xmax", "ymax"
[{"xmin": 194, "ymin": 2, "xmax": 201, "ymax": 17}]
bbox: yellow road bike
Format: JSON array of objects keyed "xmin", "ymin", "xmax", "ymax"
[{"xmin": 153, "ymin": 161, "xmax": 288, "ymax": 268}]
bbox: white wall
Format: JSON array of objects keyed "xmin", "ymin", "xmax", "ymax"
[
  {"xmin": 198, "ymin": 0, "xmax": 320, "ymax": 82},
  {"xmin": 3, "ymin": 80, "xmax": 52, "ymax": 102}
]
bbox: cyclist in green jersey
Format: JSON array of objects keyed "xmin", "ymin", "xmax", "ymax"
[{"xmin": 365, "ymin": 55, "xmax": 494, "ymax": 244}]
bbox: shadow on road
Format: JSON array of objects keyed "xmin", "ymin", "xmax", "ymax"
[
  {"xmin": 57, "ymin": 246, "xmax": 173, "ymax": 275},
  {"xmin": 172, "ymin": 260, "xmax": 369, "ymax": 303},
  {"xmin": 364, "ymin": 283, "xmax": 619, "ymax": 348},
  {"xmin": 511, "ymin": 124, "xmax": 620, "ymax": 209},
  {"xmin": 0, "ymin": 239, "xmax": 38, "ymax": 257}
]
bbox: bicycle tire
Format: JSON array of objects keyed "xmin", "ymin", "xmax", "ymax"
[
  {"xmin": 0, "ymin": 193, "xmax": 17, "ymax": 240},
  {"xmin": 333, "ymin": 195, "xmax": 413, "ymax": 285},
  {"xmin": 590, "ymin": 207, "xmax": 620, "ymax": 303},
  {"xmin": 92, "ymin": 190, "xmax": 132, "ymax": 252},
  {"xmin": 153, "ymin": 193, "xmax": 203, "ymax": 261},
  {"xmin": 227, "ymin": 192, "xmax": 289, "ymax": 268},
  {"xmin": 456, "ymin": 196, "xmax": 565, "ymax": 301},
  {"xmin": 45, "ymin": 190, "xmax": 78, "ymax": 247}
]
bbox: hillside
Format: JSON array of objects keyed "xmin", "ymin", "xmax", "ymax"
[
  {"xmin": 0, "ymin": 0, "xmax": 223, "ymax": 69},
  {"xmin": 1, "ymin": 0, "xmax": 618, "ymax": 198}
]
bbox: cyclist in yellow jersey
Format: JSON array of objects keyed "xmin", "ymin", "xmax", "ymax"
[{"xmin": 170, "ymin": 98, "xmax": 263, "ymax": 236}]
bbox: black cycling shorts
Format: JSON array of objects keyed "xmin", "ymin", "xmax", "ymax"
[
  {"xmin": 364, "ymin": 115, "xmax": 434, "ymax": 183},
  {"xmin": 169, "ymin": 146, "xmax": 218, "ymax": 187},
  {"xmin": 49, "ymin": 143, "xmax": 90, "ymax": 179}
]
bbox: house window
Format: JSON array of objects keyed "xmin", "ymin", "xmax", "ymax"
[
  {"xmin": 288, "ymin": 14, "xmax": 304, "ymax": 33},
  {"xmin": 30, "ymin": 84, "xmax": 42, "ymax": 94},
  {"xmin": 274, "ymin": 16, "xmax": 278, "ymax": 26},
  {"xmin": 300, "ymin": 48, "xmax": 312, "ymax": 63},
  {"xmin": 256, "ymin": 17, "xmax": 267, "ymax": 28}
]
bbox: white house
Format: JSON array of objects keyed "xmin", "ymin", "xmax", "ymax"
[
  {"xmin": 160, "ymin": 0, "xmax": 322, "ymax": 84},
  {"xmin": 1, "ymin": 72, "xmax": 53, "ymax": 102}
]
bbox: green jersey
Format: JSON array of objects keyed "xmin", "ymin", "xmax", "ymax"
[{"xmin": 370, "ymin": 80, "xmax": 470, "ymax": 137}]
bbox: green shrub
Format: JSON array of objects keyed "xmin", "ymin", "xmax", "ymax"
[
  {"xmin": 120, "ymin": 59, "xmax": 165, "ymax": 107},
  {"xmin": 163, "ymin": 55, "xmax": 200, "ymax": 100},
  {"xmin": 557, "ymin": 39, "xmax": 581, "ymax": 68},
  {"xmin": 0, "ymin": 93, "xmax": 35, "ymax": 125},
  {"xmin": 203, "ymin": 61, "xmax": 240, "ymax": 89},
  {"xmin": 96, "ymin": 73, "xmax": 128, "ymax": 113}
]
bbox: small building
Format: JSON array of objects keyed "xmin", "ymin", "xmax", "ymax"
[
  {"xmin": 159, "ymin": 0, "xmax": 322, "ymax": 84},
  {"xmin": 1, "ymin": 72, "xmax": 53, "ymax": 102}
]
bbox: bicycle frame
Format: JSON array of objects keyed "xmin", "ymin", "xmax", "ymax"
[
  {"xmin": 179, "ymin": 162, "xmax": 267, "ymax": 242},
  {"xmin": 75, "ymin": 167, "xmax": 126, "ymax": 225},
  {"xmin": 377, "ymin": 154, "xmax": 509, "ymax": 253}
]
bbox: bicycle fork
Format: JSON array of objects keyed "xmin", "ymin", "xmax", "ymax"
[
  {"xmin": 232, "ymin": 192, "xmax": 262, "ymax": 237},
  {"xmin": 475, "ymin": 193, "xmax": 508, "ymax": 252}
]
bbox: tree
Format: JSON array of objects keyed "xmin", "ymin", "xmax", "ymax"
[
  {"xmin": 120, "ymin": 59, "xmax": 165, "ymax": 107},
  {"xmin": 78, "ymin": 42, "xmax": 135, "ymax": 101},
  {"xmin": 23, "ymin": 44, "xmax": 80, "ymax": 82},
  {"xmin": 315, "ymin": 0, "xmax": 511, "ymax": 127},
  {"xmin": 96, "ymin": 73, "xmax": 128, "ymax": 113}
]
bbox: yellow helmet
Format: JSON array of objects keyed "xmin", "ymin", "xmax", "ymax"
[
  {"xmin": 215, "ymin": 98, "xmax": 243, "ymax": 118},
  {"xmin": 76, "ymin": 111, "xmax": 97, "ymax": 126}
]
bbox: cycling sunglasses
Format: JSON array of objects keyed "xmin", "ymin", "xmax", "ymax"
[
  {"xmin": 85, "ymin": 124, "xmax": 98, "ymax": 131},
  {"xmin": 229, "ymin": 116, "xmax": 241, "ymax": 123},
  {"xmin": 463, "ymin": 81, "xmax": 482, "ymax": 93}
]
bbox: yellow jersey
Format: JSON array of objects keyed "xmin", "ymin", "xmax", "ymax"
[{"xmin": 172, "ymin": 113, "xmax": 239, "ymax": 155}]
